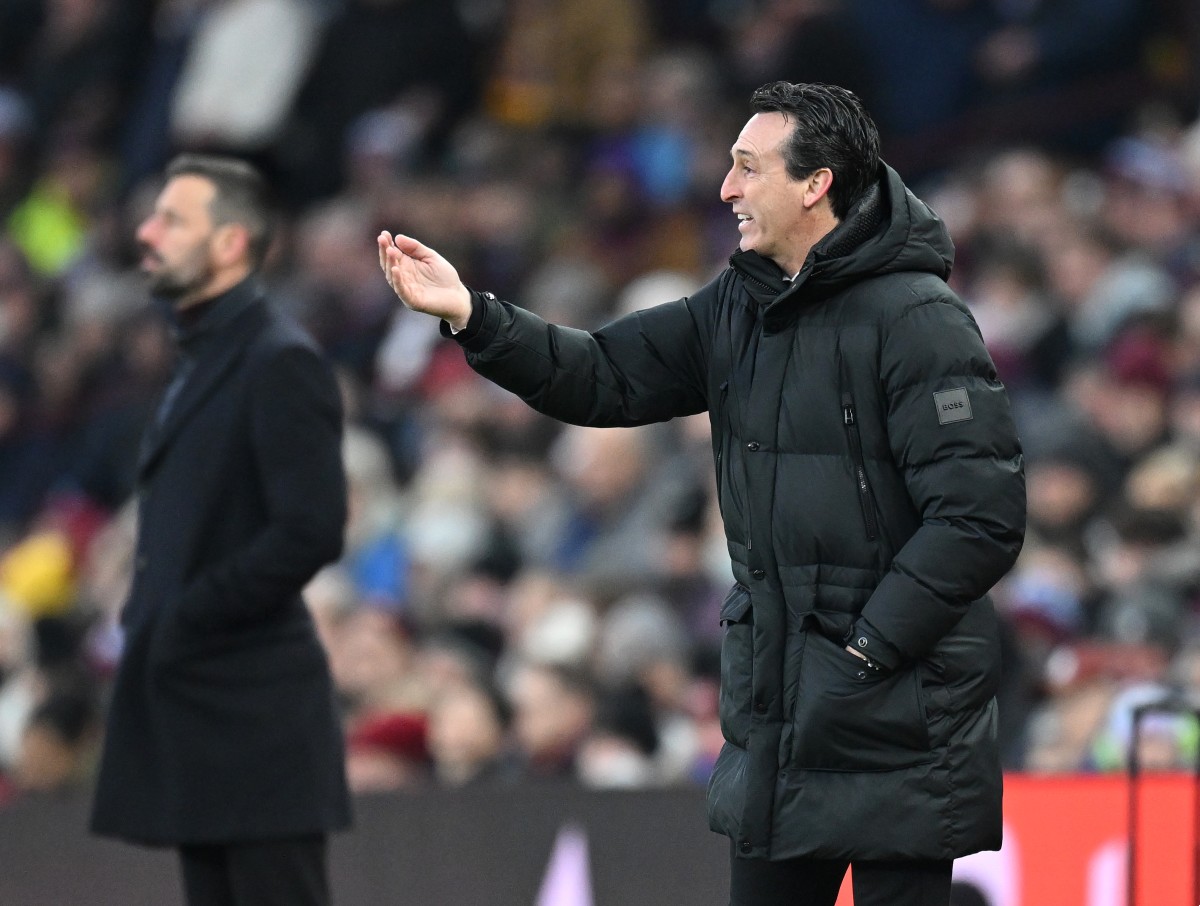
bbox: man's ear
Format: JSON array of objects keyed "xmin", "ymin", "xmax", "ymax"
[
  {"xmin": 212, "ymin": 223, "xmax": 250, "ymax": 267},
  {"xmin": 802, "ymin": 168, "xmax": 834, "ymax": 210}
]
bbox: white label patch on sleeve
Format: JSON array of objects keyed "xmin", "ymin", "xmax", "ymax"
[{"xmin": 933, "ymin": 387, "xmax": 973, "ymax": 425}]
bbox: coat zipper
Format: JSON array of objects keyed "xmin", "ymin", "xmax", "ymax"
[
  {"xmin": 841, "ymin": 394, "xmax": 878, "ymax": 541},
  {"xmin": 715, "ymin": 382, "xmax": 727, "ymax": 507}
]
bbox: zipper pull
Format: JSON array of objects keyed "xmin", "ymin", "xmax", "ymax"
[{"xmin": 843, "ymin": 404, "xmax": 855, "ymax": 426}]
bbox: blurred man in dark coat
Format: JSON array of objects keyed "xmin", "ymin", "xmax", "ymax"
[{"xmin": 90, "ymin": 154, "xmax": 349, "ymax": 906}]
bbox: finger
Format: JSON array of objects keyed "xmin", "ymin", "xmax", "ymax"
[
  {"xmin": 391, "ymin": 234, "xmax": 430, "ymax": 260},
  {"xmin": 388, "ymin": 253, "xmax": 408, "ymax": 296},
  {"xmin": 377, "ymin": 231, "xmax": 394, "ymax": 272},
  {"xmin": 385, "ymin": 249, "xmax": 402, "ymax": 294}
]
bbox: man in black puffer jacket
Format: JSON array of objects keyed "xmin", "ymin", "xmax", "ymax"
[{"xmin": 377, "ymin": 81, "xmax": 1026, "ymax": 906}]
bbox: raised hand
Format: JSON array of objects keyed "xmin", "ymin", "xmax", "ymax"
[{"xmin": 377, "ymin": 232, "xmax": 473, "ymax": 330}]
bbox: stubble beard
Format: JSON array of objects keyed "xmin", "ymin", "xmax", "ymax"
[{"xmin": 142, "ymin": 246, "xmax": 214, "ymax": 303}]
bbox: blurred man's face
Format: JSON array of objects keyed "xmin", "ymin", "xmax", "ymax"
[
  {"xmin": 135, "ymin": 175, "xmax": 220, "ymax": 307},
  {"xmin": 510, "ymin": 667, "xmax": 591, "ymax": 761},
  {"xmin": 720, "ymin": 112, "xmax": 814, "ymax": 276},
  {"xmin": 428, "ymin": 685, "xmax": 504, "ymax": 782}
]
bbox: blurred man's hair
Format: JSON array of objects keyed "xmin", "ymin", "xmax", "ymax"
[
  {"xmin": 750, "ymin": 81, "xmax": 881, "ymax": 221},
  {"xmin": 165, "ymin": 153, "xmax": 275, "ymax": 268}
]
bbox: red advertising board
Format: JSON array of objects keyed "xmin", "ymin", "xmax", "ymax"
[{"xmin": 836, "ymin": 774, "xmax": 1196, "ymax": 905}]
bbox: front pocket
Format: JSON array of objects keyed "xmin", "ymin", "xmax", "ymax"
[
  {"xmin": 718, "ymin": 584, "xmax": 753, "ymax": 749},
  {"xmin": 791, "ymin": 632, "xmax": 931, "ymax": 771}
]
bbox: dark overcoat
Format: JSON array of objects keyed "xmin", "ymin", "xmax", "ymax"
[
  {"xmin": 445, "ymin": 164, "xmax": 1026, "ymax": 860},
  {"xmin": 91, "ymin": 278, "xmax": 350, "ymax": 846}
]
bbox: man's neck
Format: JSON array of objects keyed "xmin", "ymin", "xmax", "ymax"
[
  {"xmin": 175, "ymin": 266, "xmax": 253, "ymax": 312},
  {"xmin": 774, "ymin": 211, "xmax": 840, "ymax": 277}
]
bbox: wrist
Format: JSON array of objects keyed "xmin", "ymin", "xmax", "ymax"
[
  {"xmin": 844, "ymin": 618, "xmax": 901, "ymax": 672},
  {"xmin": 844, "ymin": 644, "xmax": 885, "ymax": 673},
  {"xmin": 446, "ymin": 285, "xmax": 472, "ymax": 332}
]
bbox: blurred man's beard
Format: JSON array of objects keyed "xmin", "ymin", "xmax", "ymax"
[{"xmin": 142, "ymin": 248, "xmax": 213, "ymax": 300}]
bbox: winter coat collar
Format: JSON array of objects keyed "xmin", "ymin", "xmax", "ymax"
[
  {"xmin": 157, "ymin": 275, "xmax": 264, "ymax": 349},
  {"xmin": 728, "ymin": 162, "xmax": 954, "ymax": 316}
]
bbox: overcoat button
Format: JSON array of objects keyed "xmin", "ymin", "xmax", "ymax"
[
  {"xmin": 751, "ymin": 569, "xmax": 765, "ymax": 580},
  {"xmin": 746, "ymin": 441, "xmax": 760, "ymax": 451}
]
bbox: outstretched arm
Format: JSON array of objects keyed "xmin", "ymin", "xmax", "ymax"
[
  {"xmin": 377, "ymin": 231, "xmax": 473, "ymax": 330},
  {"xmin": 376, "ymin": 229, "xmax": 713, "ymax": 428}
]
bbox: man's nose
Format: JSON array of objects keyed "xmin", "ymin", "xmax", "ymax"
[
  {"xmin": 135, "ymin": 217, "xmax": 157, "ymax": 246},
  {"xmin": 720, "ymin": 170, "xmax": 738, "ymax": 203}
]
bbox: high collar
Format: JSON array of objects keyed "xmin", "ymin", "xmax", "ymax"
[
  {"xmin": 728, "ymin": 161, "xmax": 952, "ymax": 315},
  {"xmin": 158, "ymin": 276, "xmax": 262, "ymax": 349}
]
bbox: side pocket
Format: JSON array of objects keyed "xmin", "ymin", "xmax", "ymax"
[
  {"xmin": 791, "ymin": 633, "xmax": 931, "ymax": 771},
  {"xmin": 718, "ymin": 584, "xmax": 753, "ymax": 749}
]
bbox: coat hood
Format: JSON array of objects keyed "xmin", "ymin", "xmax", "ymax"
[{"xmin": 731, "ymin": 163, "xmax": 954, "ymax": 308}]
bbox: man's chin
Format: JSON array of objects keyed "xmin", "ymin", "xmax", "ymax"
[{"xmin": 144, "ymin": 274, "xmax": 186, "ymax": 299}]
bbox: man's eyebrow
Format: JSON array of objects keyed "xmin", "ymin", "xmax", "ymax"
[{"xmin": 730, "ymin": 146, "xmax": 757, "ymax": 161}]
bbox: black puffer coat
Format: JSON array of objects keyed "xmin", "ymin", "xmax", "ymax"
[{"xmin": 450, "ymin": 163, "xmax": 1025, "ymax": 861}]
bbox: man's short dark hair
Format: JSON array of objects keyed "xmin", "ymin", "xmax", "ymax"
[
  {"xmin": 749, "ymin": 82, "xmax": 881, "ymax": 221},
  {"xmin": 165, "ymin": 153, "xmax": 275, "ymax": 268}
]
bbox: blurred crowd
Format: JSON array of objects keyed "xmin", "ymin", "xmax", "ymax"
[{"xmin": 1, "ymin": 0, "xmax": 1200, "ymax": 806}]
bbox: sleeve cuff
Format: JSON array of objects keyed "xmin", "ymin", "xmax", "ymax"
[
  {"xmin": 439, "ymin": 289, "xmax": 489, "ymax": 344},
  {"xmin": 845, "ymin": 618, "xmax": 902, "ymax": 671}
]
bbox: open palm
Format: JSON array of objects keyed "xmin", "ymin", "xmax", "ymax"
[{"xmin": 377, "ymin": 231, "xmax": 472, "ymax": 328}]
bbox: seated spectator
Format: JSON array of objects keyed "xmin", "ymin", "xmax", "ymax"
[
  {"xmin": 345, "ymin": 711, "xmax": 430, "ymax": 793},
  {"xmin": 1022, "ymin": 428, "xmax": 1119, "ymax": 554},
  {"xmin": 274, "ymin": 0, "xmax": 480, "ymax": 203},
  {"xmin": 1087, "ymin": 682, "xmax": 1198, "ymax": 772},
  {"xmin": 11, "ymin": 687, "xmax": 98, "ymax": 794},
  {"xmin": 168, "ymin": 0, "xmax": 322, "ymax": 157},
  {"xmin": 326, "ymin": 606, "xmax": 427, "ymax": 721},
  {"xmin": 592, "ymin": 592, "xmax": 699, "ymax": 783},
  {"xmin": 1044, "ymin": 218, "xmax": 1176, "ymax": 355},
  {"xmin": 504, "ymin": 660, "xmax": 595, "ymax": 781},
  {"xmin": 426, "ymin": 678, "xmax": 514, "ymax": 787},
  {"xmin": 1089, "ymin": 503, "xmax": 1193, "ymax": 650},
  {"xmin": 339, "ymin": 425, "xmax": 411, "ymax": 612},
  {"xmin": 1022, "ymin": 641, "xmax": 1168, "ymax": 771},
  {"xmin": 577, "ymin": 682, "xmax": 660, "ymax": 789}
]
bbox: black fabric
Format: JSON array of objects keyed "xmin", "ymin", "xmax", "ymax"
[
  {"xmin": 446, "ymin": 163, "xmax": 1025, "ymax": 861},
  {"xmin": 729, "ymin": 848, "xmax": 953, "ymax": 906},
  {"xmin": 179, "ymin": 835, "xmax": 329, "ymax": 906},
  {"xmin": 91, "ymin": 277, "xmax": 350, "ymax": 845}
]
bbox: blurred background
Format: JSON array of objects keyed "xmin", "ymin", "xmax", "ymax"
[{"xmin": 0, "ymin": 0, "xmax": 1199, "ymax": 903}]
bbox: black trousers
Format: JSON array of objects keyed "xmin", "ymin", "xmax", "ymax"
[
  {"xmin": 178, "ymin": 834, "xmax": 329, "ymax": 906},
  {"xmin": 729, "ymin": 849, "xmax": 953, "ymax": 906}
]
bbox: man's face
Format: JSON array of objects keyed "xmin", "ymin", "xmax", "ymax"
[
  {"xmin": 135, "ymin": 175, "xmax": 219, "ymax": 305},
  {"xmin": 720, "ymin": 112, "xmax": 813, "ymax": 274}
]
